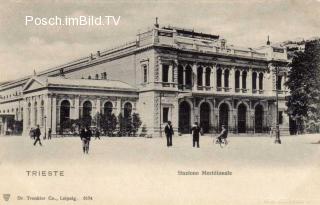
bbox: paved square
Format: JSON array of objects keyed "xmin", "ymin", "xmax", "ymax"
[{"xmin": 0, "ymin": 134, "xmax": 319, "ymax": 205}]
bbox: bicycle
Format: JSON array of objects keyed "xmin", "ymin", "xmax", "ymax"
[{"xmin": 214, "ymin": 137, "xmax": 228, "ymax": 148}]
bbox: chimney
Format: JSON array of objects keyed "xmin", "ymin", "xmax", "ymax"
[
  {"xmin": 267, "ymin": 35, "xmax": 271, "ymax": 45},
  {"xmin": 154, "ymin": 17, "xmax": 159, "ymax": 28}
]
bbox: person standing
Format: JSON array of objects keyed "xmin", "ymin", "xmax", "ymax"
[
  {"xmin": 164, "ymin": 121, "xmax": 174, "ymax": 147},
  {"xmin": 48, "ymin": 128, "xmax": 52, "ymax": 140},
  {"xmin": 84, "ymin": 127, "xmax": 92, "ymax": 154},
  {"xmin": 191, "ymin": 122, "xmax": 201, "ymax": 148},
  {"xmin": 80, "ymin": 128, "xmax": 86, "ymax": 154},
  {"xmin": 33, "ymin": 125, "xmax": 42, "ymax": 146},
  {"xmin": 94, "ymin": 128, "xmax": 100, "ymax": 140}
]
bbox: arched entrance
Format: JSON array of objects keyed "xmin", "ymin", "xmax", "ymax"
[
  {"xmin": 238, "ymin": 104, "xmax": 247, "ymax": 133},
  {"xmin": 255, "ymin": 104, "xmax": 264, "ymax": 133},
  {"xmin": 82, "ymin": 101, "xmax": 92, "ymax": 127},
  {"xmin": 179, "ymin": 101, "xmax": 191, "ymax": 133},
  {"xmin": 124, "ymin": 102, "xmax": 132, "ymax": 118},
  {"xmin": 60, "ymin": 100, "xmax": 71, "ymax": 131},
  {"xmin": 219, "ymin": 103, "xmax": 229, "ymax": 131},
  {"xmin": 200, "ymin": 102, "xmax": 210, "ymax": 133},
  {"xmin": 104, "ymin": 101, "xmax": 113, "ymax": 116}
]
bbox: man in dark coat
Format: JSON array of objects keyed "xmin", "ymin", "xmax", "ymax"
[
  {"xmin": 191, "ymin": 122, "xmax": 201, "ymax": 148},
  {"xmin": 48, "ymin": 128, "xmax": 52, "ymax": 140},
  {"xmin": 164, "ymin": 121, "xmax": 174, "ymax": 147},
  {"xmin": 84, "ymin": 127, "xmax": 92, "ymax": 154},
  {"xmin": 33, "ymin": 125, "xmax": 42, "ymax": 146}
]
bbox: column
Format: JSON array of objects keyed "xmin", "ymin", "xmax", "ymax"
[
  {"xmin": 37, "ymin": 97, "xmax": 42, "ymax": 127},
  {"xmin": 173, "ymin": 60, "xmax": 178, "ymax": 85},
  {"xmin": 230, "ymin": 68, "xmax": 235, "ymax": 91},
  {"xmin": 247, "ymin": 69, "xmax": 252, "ymax": 93},
  {"xmin": 116, "ymin": 98, "xmax": 122, "ymax": 116},
  {"xmin": 169, "ymin": 64, "xmax": 173, "ymax": 84},
  {"xmin": 202, "ymin": 70, "xmax": 206, "ymax": 87},
  {"xmin": 192, "ymin": 63, "xmax": 197, "ymax": 90},
  {"xmin": 56, "ymin": 102, "xmax": 60, "ymax": 132},
  {"xmin": 211, "ymin": 66, "xmax": 215, "ymax": 89},
  {"xmin": 183, "ymin": 66, "xmax": 186, "ymax": 86},
  {"xmin": 159, "ymin": 62, "xmax": 163, "ymax": 84},
  {"xmin": 52, "ymin": 96, "xmax": 57, "ymax": 134},
  {"xmin": 239, "ymin": 72, "xmax": 243, "ymax": 90},
  {"xmin": 221, "ymin": 70, "xmax": 225, "ymax": 89},
  {"xmin": 45, "ymin": 94, "xmax": 51, "ymax": 136},
  {"xmin": 23, "ymin": 100, "xmax": 29, "ymax": 135},
  {"xmin": 30, "ymin": 98, "xmax": 35, "ymax": 127},
  {"xmin": 96, "ymin": 98, "xmax": 101, "ymax": 116},
  {"xmin": 73, "ymin": 96, "xmax": 80, "ymax": 120}
]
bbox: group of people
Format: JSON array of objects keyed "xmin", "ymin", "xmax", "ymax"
[
  {"xmin": 164, "ymin": 121, "xmax": 228, "ymax": 148},
  {"xmin": 29, "ymin": 125, "xmax": 52, "ymax": 146}
]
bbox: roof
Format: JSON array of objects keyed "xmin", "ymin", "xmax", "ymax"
[
  {"xmin": 46, "ymin": 77, "xmax": 136, "ymax": 90},
  {"xmin": 23, "ymin": 76, "xmax": 137, "ymax": 92}
]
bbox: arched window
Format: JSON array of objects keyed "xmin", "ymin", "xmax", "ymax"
[
  {"xmin": 124, "ymin": 102, "xmax": 132, "ymax": 118},
  {"xmin": 104, "ymin": 101, "xmax": 113, "ymax": 116},
  {"xmin": 242, "ymin": 71, "xmax": 247, "ymax": 89},
  {"xmin": 277, "ymin": 76, "xmax": 282, "ymax": 90},
  {"xmin": 235, "ymin": 70, "xmax": 240, "ymax": 89},
  {"xmin": 60, "ymin": 100, "xmax": 70, "ymax": 124},
  {"xmin": 224, "ymin": 69, "xmax": 229, "ymax": 88},
  {"xmin": 205, "ymin": 67, "xmax": 211, "ymax": 86},
  {"xmin": 95, "ymin": 74, "xmax": 99, "ymax": 79},
  {"xmin": 185, "ymin": 65, "xmax": 192, "ymax": 89},
  {"xmin": 259, "ymin": 73, "xmax": 264, "ymax": 90},
  {"xmin": 252, "ymin": 72, "xmax": 257, "ymax": 90},
  {"xmin": 197, "ymin": 66, "xmax": 203, "ymax": 86},
  {"xmin": 82, "ymin": 101, "xmax": 92, "ymax": 127},
  {"xmin": 216, "ymin": 68, "xmax": 222, "ymax": 88},
  {"xmin": 88, "ymin": 75, "xmax": 92, "ymax": 79}
]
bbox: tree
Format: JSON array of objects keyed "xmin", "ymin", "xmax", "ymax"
[
  {"xmin": 101, "ymin": 113, "xmax": 117, "ymax": 136},
  {"xmin": 286, "ymin": 40, "xmax": 320, "ymax": 134},
  {"xmin": 117, "ymin": 113, "xmax": 125, "ymax": 136},
  {"xmin": 132, "ymin": 113, "xmax": 142, "ymax": 136}
]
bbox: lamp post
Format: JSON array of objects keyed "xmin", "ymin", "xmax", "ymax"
[
  {"xmin": 274, "ymin": 65, "xmax": 281, "ymax": 144},
  {"xmin": 44, "ymin": 116, "xmax": 47, "ymax": 140}
]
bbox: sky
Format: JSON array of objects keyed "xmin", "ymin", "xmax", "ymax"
[{"xmin": 0, "ymin": 0, "xmax": 320, "ymax": 82}]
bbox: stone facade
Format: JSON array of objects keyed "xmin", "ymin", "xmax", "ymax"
[{"xmin": 0, "ymin": 24, "xmax": 292, "ymax": 137}]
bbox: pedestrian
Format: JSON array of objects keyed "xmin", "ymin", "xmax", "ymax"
[
  {"xmin": 216, "ymin": 125, "xmax": 228, "ymax": 144},
  {"xmin": 33, "ymin": 125, "xmax": 42, "ymax": 146},
  {"xmin": 191, "ymin": 122, "xmax": 201, "ymax": 148},
  {"xmin": 95, "ymin": 128, "xmax": 100, "ymax": 140},
  {"xmin": 48, "ymin": 128, "xmax": 52, "ymax": 140},
  {"xmin": 29, "ymin": 128, "xmax": 34, "ymax": 139},
  {"xmin": 84, "ymin": 127, "xmax": 92, "ymax": 154},
  {"xmin": 80, "ymin": 128, "xmax": 86, "ymax": 154},
  {"xmin": 164, "ymin": 121, "xmax": 174, "ymax": 147}
]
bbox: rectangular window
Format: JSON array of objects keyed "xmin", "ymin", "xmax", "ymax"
[
  {"xmin": 163, "ymin": 107, "xmax": 169, "ymax": 123},
  {"xmin": 279, "ymin": 111, "xmax": 283, "ymax": 125},
  {"xmin": 143, "ymin": 67, "xmax": 148, "ymax": 83},
  {"xmin": 162, "ymin": 64, "xmax": 169, "ymax": 82},
  {"xmin": 277, "ymin": 76, "xmax": 282, "ymax": 90}
]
